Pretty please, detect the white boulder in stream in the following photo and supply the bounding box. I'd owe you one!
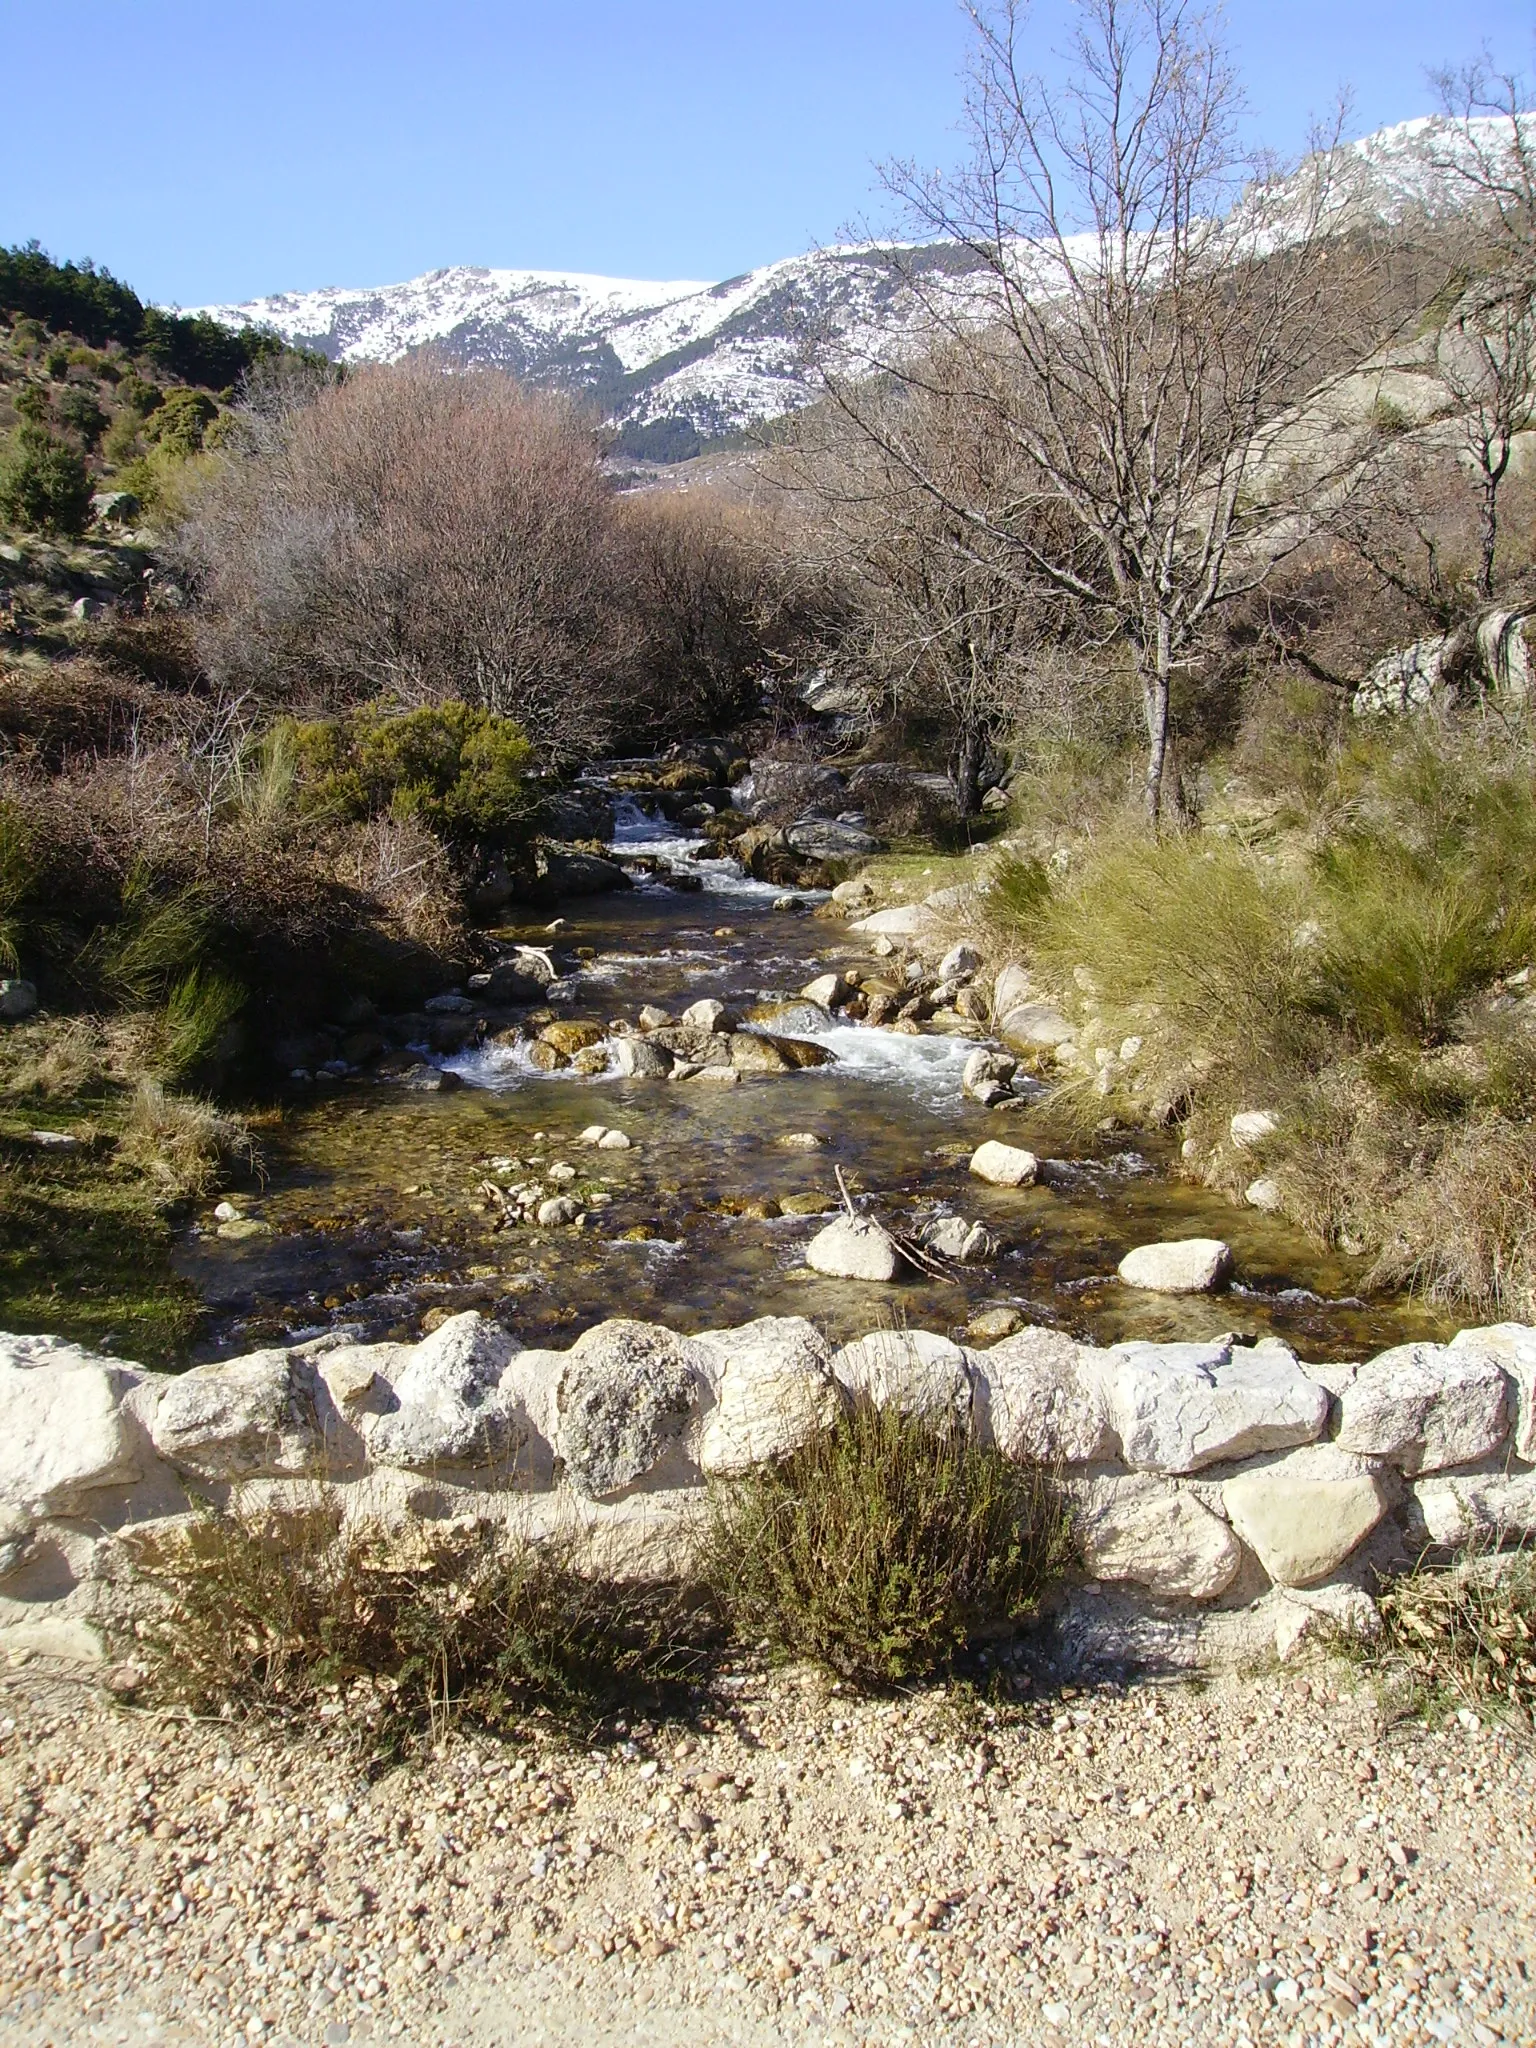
[804,1214,901,1282]
[969,1139,1039,1187]
[1117,1238,1232,1294]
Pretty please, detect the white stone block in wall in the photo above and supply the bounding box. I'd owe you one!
[1449,1323,1536,1463]
[1103,1337,1329,1474]
[0,1336,146,1514]
[1077,1473,1243,1600]
[1333,1342,1509,1474]
[1222,1444,1393,1587]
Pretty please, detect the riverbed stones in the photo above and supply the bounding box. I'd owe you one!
[680,998,735,1033]
[1230,1109,1280,1148]
[696,1316,841,1475]
[1117,1238,1232,1294]
[637,1004,670,1031]
[787,816,881,858]
[540,1020,605,1056]
[969,1139,1039,1187]
[1102,1336,1329,1474]
[939,942,982,981]
[1222,1445,1394,1586]
[992,963,1033,1017]
[367,1313,521,1469]
[1333,1342,1509,1473]
[611,1035,673,1078]
[536,1194,582,1227]
[556,1321,707,1499]
[850,904,935,939]
[831,1329,973,1425]
[1450,1323,1536,1462]
[0,1337,146,1513]
[804,1214,901,1282]
[921,1214,998,1263]
[980,1327,1116,1464]
[962,1047,1017,1105]
[150,1348,333,1479]
[1077,1474,1243,1600]
[1245,1176,1284,1212]
[727,1029,835,1074]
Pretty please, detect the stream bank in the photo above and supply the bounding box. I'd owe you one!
[173,797,1449,1366]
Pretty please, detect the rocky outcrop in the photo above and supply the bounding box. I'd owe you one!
[3,1311,1532,1670]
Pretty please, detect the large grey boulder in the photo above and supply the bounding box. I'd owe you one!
[696,1317,840,1475]
[1117,1238,1232,1295]
[1450,1323,1536,1462]
[962,1048,1017,1105]
[556,1320,709,1500]
[0,1336,147,1513]
[1222,1445,1393,1587]
[367,1313,521,1470]
[1334,1342,1509,1475]
[850,904,936,940]
[1077,1474,1243,1601]
[992,963,1033,1018]
[804,1215,901,1283]
[996,1002,1075,1051]
[787,816,882,859]
[830,1329,972,1427]
[151,1349,331,1479]
[977,1327,1117,1465]
[1101,1337,1329,1475]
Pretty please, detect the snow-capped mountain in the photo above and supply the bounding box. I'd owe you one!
[191,242,984,459]
[190,114,1524,461]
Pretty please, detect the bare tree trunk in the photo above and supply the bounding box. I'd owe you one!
[1141,617,1174,830]
[953,723,985,816]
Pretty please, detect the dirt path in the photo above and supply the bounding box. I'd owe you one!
[2,1652,1532,2048]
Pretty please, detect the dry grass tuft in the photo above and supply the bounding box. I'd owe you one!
[1375,1549,1536,1726]
[115,1077,257,1201]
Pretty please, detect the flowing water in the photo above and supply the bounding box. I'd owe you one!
[176,802,1453,1362]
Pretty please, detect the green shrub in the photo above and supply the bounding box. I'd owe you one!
[0,421,91,535]
[160,966,245,1081]
[131,1500,711,1755]
[0,799,36,972]
[1313,839,1515,1044]
[54,385,108,448]
[145,386,218,457]
[296,703,536,853]
[984,849,1054,936]
[1035,835,1315,1087]
[704,1401,1070,1689]
[115,372,162,419]
[101,408,145,468]
[89,866,211,1007]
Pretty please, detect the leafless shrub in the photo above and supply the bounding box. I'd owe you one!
[177,363,630,759]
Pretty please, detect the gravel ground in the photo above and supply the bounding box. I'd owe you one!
[1,1651,1533,2048]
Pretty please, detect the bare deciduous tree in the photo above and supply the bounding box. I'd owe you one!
[824,0,1366,824]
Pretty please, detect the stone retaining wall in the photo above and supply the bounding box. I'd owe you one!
[3,1313,1533,1671]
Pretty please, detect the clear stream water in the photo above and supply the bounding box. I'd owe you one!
[175,805,1452,1363]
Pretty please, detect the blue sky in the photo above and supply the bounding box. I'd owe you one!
[3,1,1531,306]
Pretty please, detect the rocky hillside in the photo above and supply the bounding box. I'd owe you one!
[190,114,1522,459]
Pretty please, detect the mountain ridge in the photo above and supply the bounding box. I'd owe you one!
[188,113,1524,460]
